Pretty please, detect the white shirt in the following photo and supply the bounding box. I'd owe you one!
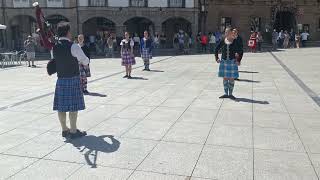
[301,33,309,40]
[133,36,140,43]
[58,37,89,66]
[209,35,216,44]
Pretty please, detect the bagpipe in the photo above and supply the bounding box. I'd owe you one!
[33,2,56,75]
[33,2,55,51]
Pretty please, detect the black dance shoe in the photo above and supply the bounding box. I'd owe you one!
[69,130,87,139]
[229,95,236,100]
[219,94,229,99]
[62,130,70,138]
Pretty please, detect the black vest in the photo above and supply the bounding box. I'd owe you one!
[53,40,79,78]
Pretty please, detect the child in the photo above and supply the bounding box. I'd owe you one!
[78,34,91,94]
[140,31,153,71]
[120,32,135,79]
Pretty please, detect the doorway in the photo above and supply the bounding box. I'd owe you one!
[274,11,296,31]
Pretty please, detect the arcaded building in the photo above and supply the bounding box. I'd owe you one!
[0,0,198,50]
[204,0,320,42]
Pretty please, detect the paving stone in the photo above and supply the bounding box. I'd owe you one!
[193,145,253,180]
[253,112,294,129]
[254,127,305,152]
[0,154,38,179]
[67,166,133,180]
[255,149,318,180]
[10,159,82,180]
[129,171,187,180]
[137,141,202,176]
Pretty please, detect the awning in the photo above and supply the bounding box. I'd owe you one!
[0,24,7,30]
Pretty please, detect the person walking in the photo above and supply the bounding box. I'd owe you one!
[295,32,301,48]
[233,28,243,81]
[78,34,91,94]
[289,29,296,48]
[24,35,36,67]
[120,32,135,79]
[215,27,240,100]
[53,22,89,139]
[140,31,153,71]
[248,31,257,53]
[106,35,114,58]
[272,29,278,51]
[256,32,263,52]
[301,31,310,47]
[278,30,285,48]
[283,30,290,49]
[209,32,216,53]
[201,33,209,53]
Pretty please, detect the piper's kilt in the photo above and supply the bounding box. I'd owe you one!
[141,48,152,60]
[121,50,136,66]
[218,59,239,78]
[79,64,91,77]
[53,76,85,112]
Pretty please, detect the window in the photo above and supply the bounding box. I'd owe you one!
[130,0,147,7]
[250,17,261,32]
[89,0,108,7]
[13,0,30,8]
[220,17,232,32]
[168,0,185,8]
[47,0,63,7]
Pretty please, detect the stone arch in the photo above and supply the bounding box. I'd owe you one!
[123,17,155,37]
[161,17,192,47]
[82,17,116,36]
[9,15,37,50]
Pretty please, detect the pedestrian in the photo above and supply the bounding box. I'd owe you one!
[78,34,91,94]
[153,33,160,49]
[209,32,216,53]
[53,22,89,139]
[295,32,301,48]
[183,32,190,54]
[24,35,36,67]
[140,31,153,71]
[120,32,135,79]
[278,30,285,48]
[178,30,185,53]
[248,31,257,53]
[196,32,202,52]
[173,33,179,52]
[233,28,243,81]
[272,29,278,50]
[289,29,296,48]
[201,33,208,53]
[160,32,166,48]
[283,30,290,49]
[106,34,114,58]
[301,31,310,47]
[256,31,263,52]
[215,27,240,100]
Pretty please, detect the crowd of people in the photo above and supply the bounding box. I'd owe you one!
[271,29,310,50]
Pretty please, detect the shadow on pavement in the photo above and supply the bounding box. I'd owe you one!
[149,70,164,72]
[239,71,259,74]
[129,76,148,80]
[85,92,107,97]
[67,135,120,168]
[236,79,261,83]
[235,98,269,104]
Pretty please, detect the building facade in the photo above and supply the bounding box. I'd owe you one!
[0,0,198,49]
[204,0,320,42]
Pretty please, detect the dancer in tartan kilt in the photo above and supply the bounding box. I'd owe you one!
[140,31,153,71]
[232,28,244,81]
[53,22,89,139]
[215,27,240,100]
[78,34,91,94]
[120,32,136,79]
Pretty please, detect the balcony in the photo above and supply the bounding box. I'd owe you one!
[88,0,108,7]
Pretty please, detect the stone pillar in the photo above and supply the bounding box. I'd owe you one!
[116,25,125,37]
[154,24,162,35]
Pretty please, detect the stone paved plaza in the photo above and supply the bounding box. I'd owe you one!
[0,48,320,180]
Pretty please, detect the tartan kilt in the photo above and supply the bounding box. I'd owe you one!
[218,59,239,78]
[121,50,136,66]
[79,64,91,77]
[53,76,85,112]
[141,48,152,60]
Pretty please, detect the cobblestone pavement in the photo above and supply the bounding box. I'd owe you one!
[0,48,320,180]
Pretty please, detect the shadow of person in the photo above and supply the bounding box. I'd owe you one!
[129,77,148,80]
[86,92,107,97]
[236,79,261,83]
[239,71,259,74]
[149,70,164,72]
[235,98,269,104]
[67,135,120,168]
